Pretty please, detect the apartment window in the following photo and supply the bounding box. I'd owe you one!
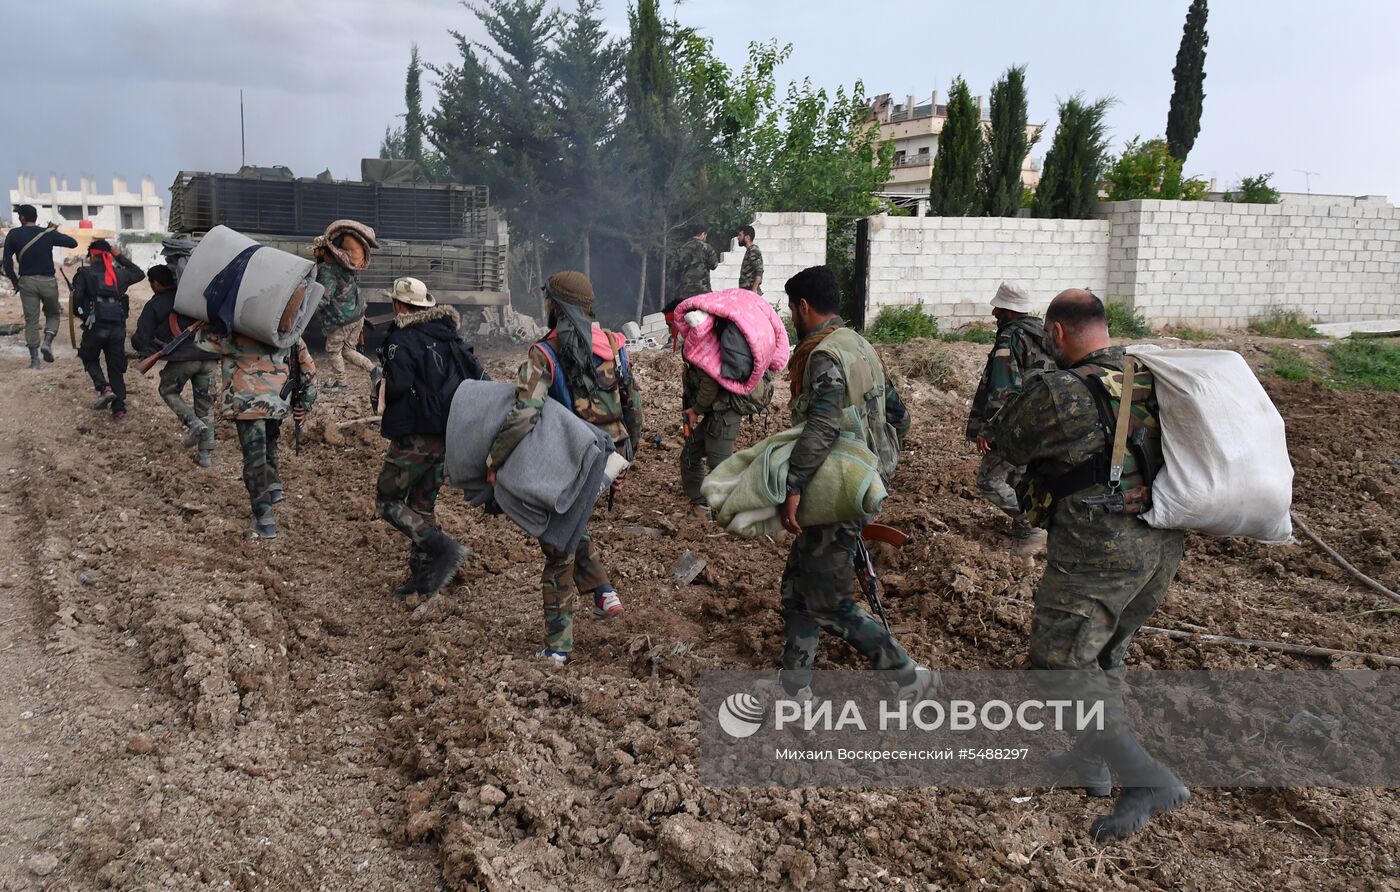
[57,205,83,221]
[918,147,930,158]
[894,150,906,165]
[120,207,141,230]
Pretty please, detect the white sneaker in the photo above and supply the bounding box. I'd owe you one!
[893,665,939,703]
[592,588,624,620]
[536,647,569,667]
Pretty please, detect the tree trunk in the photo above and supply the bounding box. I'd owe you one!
[634,249,648,323]
[534,240,545,320]
[582,226,592,279]
[658,212,670,314]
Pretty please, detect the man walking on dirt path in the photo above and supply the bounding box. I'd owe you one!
[736,224,763,294]
[313,220,379,394]
[72,239,144,425]
[987,288,1189,842]
[967,281,1056,557]
[3,204,78,369]
[132,264,219,468]
[680,361,743,518]
[487,271,642,666]
[778,265,928,701]
[213,332,318,539]
[374,277,483,600]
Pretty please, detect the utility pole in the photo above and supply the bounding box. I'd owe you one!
[1295,169,1319,195]
[240,90,246,169]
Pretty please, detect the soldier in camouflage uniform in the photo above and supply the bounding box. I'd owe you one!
[374,277,482,599]
[664,226,718,346]
[313,220,380,394]
[132,265,219,468]
[487,271,643,665]
[778,266,929,701]
[680,362,742,516]
[736,224,763,294]
[988,289,1189,842]
[967,281,1057,556]
[212,331,318,539]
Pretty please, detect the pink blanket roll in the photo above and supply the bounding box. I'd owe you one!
[675,288,791,395]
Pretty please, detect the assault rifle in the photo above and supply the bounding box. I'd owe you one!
[854,523,912,633]
[137,320,206,375]
[281,341,306,455]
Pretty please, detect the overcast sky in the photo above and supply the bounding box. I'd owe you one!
[4,0,1398,222]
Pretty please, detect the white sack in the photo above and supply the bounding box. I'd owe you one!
[174,225,321,349]
[1127,345,1293,543]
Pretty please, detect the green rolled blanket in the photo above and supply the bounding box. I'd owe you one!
[701,425,887,538]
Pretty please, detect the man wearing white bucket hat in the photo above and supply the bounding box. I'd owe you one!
[966,281,1056,556]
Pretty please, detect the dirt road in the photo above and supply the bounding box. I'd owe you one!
[0,305,1395,889]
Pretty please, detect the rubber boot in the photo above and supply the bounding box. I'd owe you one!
[1047,746,1112,797]
[194,450,214,469]
[393,547,428,600]
[28,347,42,370]
[1083,730,1190,841]
[40,331,56,363]
[419,529,469,597]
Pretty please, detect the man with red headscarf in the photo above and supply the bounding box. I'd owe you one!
[72,238,144,424]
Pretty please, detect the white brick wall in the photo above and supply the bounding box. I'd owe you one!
[712,211,828,306]
[864,215,1111,326]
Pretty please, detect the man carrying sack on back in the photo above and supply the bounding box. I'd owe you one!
[313,220,379,394]
[987,288,1189,842]
[778,265,927,703]
[2,204,78,369]
[486,271,642,666]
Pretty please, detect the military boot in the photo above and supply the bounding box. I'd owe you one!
[1046,745,1112,797]
[419,529,470,597]
[194,450,214,469]
[1009,517,1047,557]
[1083,730,1190,840]
[182,417,209,448]
[40,331,56,363]
[393,547,429,600]
[28,347,42,370]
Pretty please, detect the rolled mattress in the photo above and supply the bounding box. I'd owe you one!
[174,225,322,349]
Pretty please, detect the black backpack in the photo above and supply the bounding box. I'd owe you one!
[419,338,486,423]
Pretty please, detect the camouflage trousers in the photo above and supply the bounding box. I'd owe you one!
[540,529,611,654]
[159,360,217,450]
[322,319,375,385]
[235,419,282,522]
[780,521,914,691]
[1029,529,1186,740]
[680,408,741,504]
[976,452,1029,534]
[375,434,446,549]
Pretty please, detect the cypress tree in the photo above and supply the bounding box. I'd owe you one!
[1166,0,1208,163]
[981,65,1038,217]
[927,77,983,216]
[1032,94,1114,220]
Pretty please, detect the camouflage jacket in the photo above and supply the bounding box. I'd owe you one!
[788,318,909,496]
[738,244,764,293]
[966,315,1055,440]
[669,238,717,306]
[488,333,643,469]
[211,332,319,421]
[987,346,1173,568]
[315,261,364,331]
[683,362,729,413]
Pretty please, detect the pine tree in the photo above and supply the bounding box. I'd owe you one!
[927,77,983,216]
[981,65,1039,217]
[1032,94,1114,219]
[428,36,491,184]
[548,0,621,277]
[404,44,426,165]
[1166,0,1208,163]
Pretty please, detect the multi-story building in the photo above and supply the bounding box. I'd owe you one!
[8,174,165,232]
[872,92,1044,212]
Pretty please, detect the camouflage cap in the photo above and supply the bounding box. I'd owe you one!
[384,276,435,308]
[546,270,595,309]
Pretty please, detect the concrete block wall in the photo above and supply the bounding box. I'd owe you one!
[864,215,1110,325]
[1102,199,1400,327]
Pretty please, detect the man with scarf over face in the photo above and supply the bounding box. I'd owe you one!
[72,239,144,424]
[487,271,643,666]
[313,220,379,393]
[779,266,929,702]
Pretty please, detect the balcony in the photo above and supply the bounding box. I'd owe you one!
[893,153,933,169]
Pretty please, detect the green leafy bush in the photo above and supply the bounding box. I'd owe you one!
[1223,173,1281,204]
[1169,325,1214,342]
[1104,136,1209,201]
[1248,308,1320,339]
[941,324,997,344]
[1266,347,1314,382]
[866,304,940,344]
[1105,300,1150,338]
[1328,339,1400,391]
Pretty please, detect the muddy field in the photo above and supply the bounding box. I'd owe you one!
[0,296,1396,890]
